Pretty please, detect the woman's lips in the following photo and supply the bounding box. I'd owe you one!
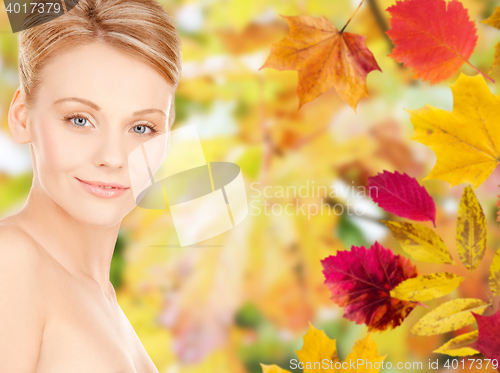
[76,178,129,198]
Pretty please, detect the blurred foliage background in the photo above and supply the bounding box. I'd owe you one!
[1,0,500,372]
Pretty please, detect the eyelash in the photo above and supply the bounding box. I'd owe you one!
[63,112,159,137]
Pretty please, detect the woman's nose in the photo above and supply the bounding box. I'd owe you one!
[93,130,128,169]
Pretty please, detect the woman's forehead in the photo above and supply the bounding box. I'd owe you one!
[37,43,175,111]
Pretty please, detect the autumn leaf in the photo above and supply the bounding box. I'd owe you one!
[390,273,464,302]
[386,0,484,84]
[296,324,385,373]
[295,322,340,369]
[259,14,381,111]
[262,323,385,373]
[321,242,419,331]
[456,186,487,273]
[434,331,480,356]
[482,7,500,71]
[489,248,500,296]
[368,171,436,226]
[410,298,489,336]
[408,73,500,189]
[382,220,454,264]
[470,311,500,361]
[340,333,386,373]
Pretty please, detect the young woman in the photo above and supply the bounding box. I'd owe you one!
[0,0,181,371]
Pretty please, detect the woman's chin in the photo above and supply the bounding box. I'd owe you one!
[66,205,129,228]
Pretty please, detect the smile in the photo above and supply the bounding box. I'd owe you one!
[76,178,129,199]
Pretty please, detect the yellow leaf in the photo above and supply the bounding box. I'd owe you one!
[456,186,487,273]
[433,331,480,356]
[260,364,292,373]
[341,334,386,373]
[407,73,500,189]
[410,298,489,336]
[290,323,385,373]
[382,220,455,265]
[489,248,500,296]
[295,322,340,370]
[482,7,500,71]
[390,273,464,302]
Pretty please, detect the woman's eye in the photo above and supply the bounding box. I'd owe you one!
[73,117,88,126]
[65,114,91,127]
[133,124,157,136]
[133,125,149,134]
[64,114,157,136]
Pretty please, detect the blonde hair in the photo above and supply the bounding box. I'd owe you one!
[18,0,182,127]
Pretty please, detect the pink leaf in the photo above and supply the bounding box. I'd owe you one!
[368,170,436,226]
[321,242,419,331]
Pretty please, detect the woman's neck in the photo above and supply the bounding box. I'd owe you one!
[9,178,120,297]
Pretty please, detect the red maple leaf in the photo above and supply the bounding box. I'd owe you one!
[368,170,436,226]
[321,242,419,331]
[386,0,479,84]
[470,311,500,363]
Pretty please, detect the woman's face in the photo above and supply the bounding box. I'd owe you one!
[21,42,175,227]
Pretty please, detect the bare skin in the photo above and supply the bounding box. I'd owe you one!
[0,42,174,372]
[0,218,158,373]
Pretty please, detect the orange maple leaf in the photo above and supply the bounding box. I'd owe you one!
[259,14,381,111]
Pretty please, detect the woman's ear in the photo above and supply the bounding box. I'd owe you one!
[8,87,31,144]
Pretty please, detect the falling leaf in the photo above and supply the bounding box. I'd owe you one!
[481,7,500,71]
[259,14,381,111]
[262,323,385,373]
[434,331,480,356]
[410,298,489,336]
[456,186,487,273]
[386,0,478,84]
[296,324,384,372]
[408,73,500,189]
[321,242,419,331]
[382,220,454,264]
[470,311,500,361]
[390,273,464,302]
[489,248,500,296]
[368,170,436,226]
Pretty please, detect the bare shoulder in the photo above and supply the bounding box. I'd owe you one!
[0,220,49,370]
[0,218,49,305]
[0,220,46,269]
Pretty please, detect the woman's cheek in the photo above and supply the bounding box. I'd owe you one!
[38,124,89,172]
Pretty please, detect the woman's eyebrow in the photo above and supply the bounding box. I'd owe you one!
[53,97,101,110]
[52,97,166,120]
